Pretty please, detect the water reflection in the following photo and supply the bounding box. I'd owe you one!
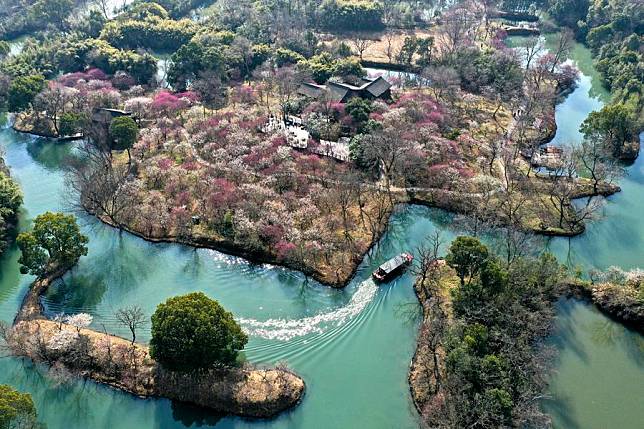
[170,402,224,427]
[44,273,109,315]
[24,138,75,171]
[544,299,644,428]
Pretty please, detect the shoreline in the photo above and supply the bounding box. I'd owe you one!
[11,113,84,141]
[408,277,644,421]
[565,280,644,334]
[0,156,20,258]
[8,266,306,418]
[91,212,375,288]
[407,277,443,418]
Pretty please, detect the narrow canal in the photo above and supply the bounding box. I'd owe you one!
[0,37,641,429]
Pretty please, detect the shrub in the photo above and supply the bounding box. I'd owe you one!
[317,0,384,32]
[150,292,248,372]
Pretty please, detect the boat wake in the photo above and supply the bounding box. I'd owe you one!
[238,279,378,341]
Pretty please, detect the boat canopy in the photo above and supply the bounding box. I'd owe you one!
[378,254,408,274]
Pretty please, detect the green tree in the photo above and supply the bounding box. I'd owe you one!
[0,172,22,219]
[333,57,365,80]
[317,0,384,32]
[580,103,637,158]
[0,384,39,429]
[83,9,107,38]
[416,37,434,66]
[274,48,305,67]
[167,40,226,91]
[479,258,507,296]
[150,292,248,372]
[0,171,22,255]
[109,116,138,161]
[30,0,74,31]
[17,212,88,276]
[302,52,336,84]
[398,36,418,65]
[482,388,513,425]
[58,112,83,137]
[7,75,44,112]
[548,0,590,31]
[445,236,489,286]
[0,41,10,60]
[345,97,373,128]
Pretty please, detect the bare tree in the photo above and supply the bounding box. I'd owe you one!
[350,35,374,61]
[193,70,225,114]
[361,121,414,200]
[573,136,624,195]
[115,306,146,344]
[423,66,460,101]
[411,231,443,292]
[334,175,357,245]
[544,148,603,231]
[275,66,308,117]
[94,0,111,19]
[549,29,574,73]
[495,226,536,265]
[521,36,544,73]
[382,32,398,64]
[455,177,499,237]
[67,141,137,227]
[497,149,531,231]
[363,188,392,243]
[439,2,480,54]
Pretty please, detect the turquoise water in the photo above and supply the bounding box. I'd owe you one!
[0,126,459,428]
[506,35,644,427]
[0,38,642,428]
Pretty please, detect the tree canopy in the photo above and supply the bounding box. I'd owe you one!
[109,116,139,154]
[17,212,88,276]
[0,384,39,429]
[0,171,22,256]
[445,236,490,286]
[150,292,248,372]
[317,0,384,32]
[580,103,637,157]
[7,75,44,112]
[422,238,565,427]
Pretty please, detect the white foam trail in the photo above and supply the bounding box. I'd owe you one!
[238,279,378,341]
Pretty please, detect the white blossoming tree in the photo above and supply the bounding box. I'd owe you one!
[48,329,78,352]
[64,313,93,334]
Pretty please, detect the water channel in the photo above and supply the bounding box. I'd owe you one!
[0,38,642,428]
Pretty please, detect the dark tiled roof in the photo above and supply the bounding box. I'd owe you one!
[298,82,326,98]
[298,76,391,102]
[364,76,391,97]
[326,81,351,102]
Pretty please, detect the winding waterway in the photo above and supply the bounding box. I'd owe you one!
[0,39,642,428]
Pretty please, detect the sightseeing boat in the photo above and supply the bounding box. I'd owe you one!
[372,253,414,283]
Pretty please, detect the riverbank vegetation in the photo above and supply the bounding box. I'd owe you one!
[16,211,89,276]
[4,219,305,418]
[0,157,22,258]
[4,317,305,418]
[410,235,566,427]
[0,0,641,425]
[547,0,642,154]
[586,267,644,331]
[0,384,42,429]
[0,1,624,287]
